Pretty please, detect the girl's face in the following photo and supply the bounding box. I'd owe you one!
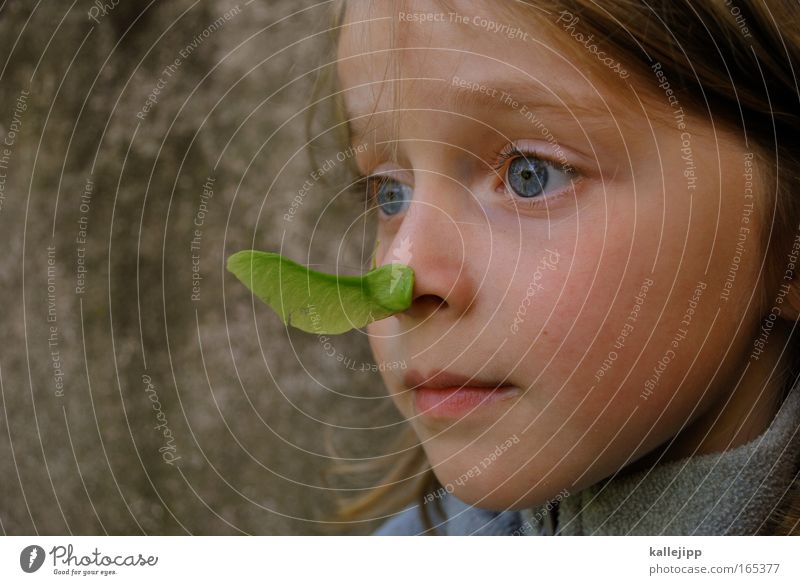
[338,0,777,509]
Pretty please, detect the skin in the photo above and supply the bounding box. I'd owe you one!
[337,0,799,510]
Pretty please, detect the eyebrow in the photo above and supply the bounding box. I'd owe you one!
[451,79,608,118]
[344,77,613,144]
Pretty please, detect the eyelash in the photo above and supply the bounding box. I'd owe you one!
[350,145,580,213]
[490,144,579,210]
[352,174,391,211]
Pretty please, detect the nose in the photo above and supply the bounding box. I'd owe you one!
[384,179,480,320]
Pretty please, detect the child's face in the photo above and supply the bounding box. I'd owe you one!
[338,0,770,509]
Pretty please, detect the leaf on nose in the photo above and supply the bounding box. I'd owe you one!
[226,250,415,335]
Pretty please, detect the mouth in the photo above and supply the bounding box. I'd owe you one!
[403,369,520,420]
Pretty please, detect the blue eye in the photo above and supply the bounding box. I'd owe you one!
[369,177,412,216]
[499,149,576,203]
[507,156,549,198]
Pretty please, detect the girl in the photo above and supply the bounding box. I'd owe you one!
[327,0,800,535]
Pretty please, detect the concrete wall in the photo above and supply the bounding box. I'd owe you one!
[0,0,404,535]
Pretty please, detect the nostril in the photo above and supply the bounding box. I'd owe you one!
[413,294,448,312]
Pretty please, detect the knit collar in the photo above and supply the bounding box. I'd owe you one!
[519,378,800,535]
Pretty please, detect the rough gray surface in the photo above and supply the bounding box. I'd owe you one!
[0,0,403,535]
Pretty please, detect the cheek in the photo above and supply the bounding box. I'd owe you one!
[365,318,409,409]
[365,319,392,370]
[495,206,641,378]
[503,185,722,406]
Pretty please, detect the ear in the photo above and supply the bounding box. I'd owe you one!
[777,279,800,321]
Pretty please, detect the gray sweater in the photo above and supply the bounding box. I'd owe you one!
[374,379,800,535]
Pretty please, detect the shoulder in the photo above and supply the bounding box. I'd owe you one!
[372,493,523,535]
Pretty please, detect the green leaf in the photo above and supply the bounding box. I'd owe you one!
[226,250,415,335]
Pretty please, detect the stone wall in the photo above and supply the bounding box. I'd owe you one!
[0,0,404,535]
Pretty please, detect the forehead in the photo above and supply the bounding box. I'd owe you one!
[336,0,620,120]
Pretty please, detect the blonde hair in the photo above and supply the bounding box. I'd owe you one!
[316,0,800,535]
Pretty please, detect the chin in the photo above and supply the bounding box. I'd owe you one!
[427,453,562,512]
[439,473,560,511]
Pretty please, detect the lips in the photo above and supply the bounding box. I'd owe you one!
[403,368,518,419]
[403,368,511,390]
